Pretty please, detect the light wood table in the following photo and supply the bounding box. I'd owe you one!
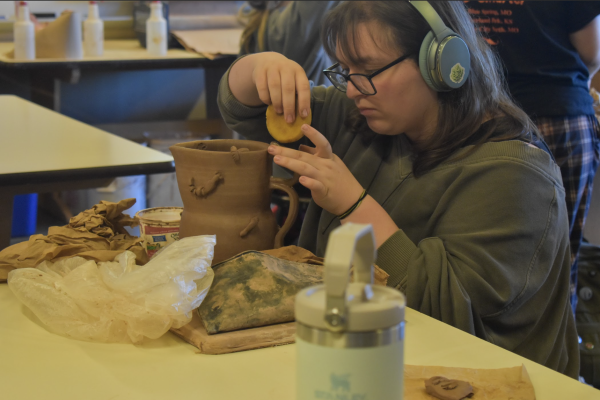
[0,95,174,249]
[0,39,205,64]
[0,40,236,118]
[0,283,597,399]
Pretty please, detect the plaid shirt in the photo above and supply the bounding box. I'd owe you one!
[535,115,600,314]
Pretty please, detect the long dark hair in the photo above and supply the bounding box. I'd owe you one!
[238,1,285,54]
[322,1,538,177]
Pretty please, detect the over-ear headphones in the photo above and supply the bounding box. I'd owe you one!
[410,1,471,92]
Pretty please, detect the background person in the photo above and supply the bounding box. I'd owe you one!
[466,1,600,313]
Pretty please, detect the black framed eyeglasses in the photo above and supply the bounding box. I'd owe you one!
[323,53,413,95]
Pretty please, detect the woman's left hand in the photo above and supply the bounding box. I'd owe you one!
[268,124,364,216]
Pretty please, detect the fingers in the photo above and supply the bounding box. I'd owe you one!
[280,69,297,123]
[273,155,321,180]
[298,176,327,197]
[267,68,283,113]
[269,145,317,165]
[254,69,272,106]
[268,124,333,163]
[299,144,317,155]
[257,61,310,121]
[296,73,311,119]
[301,124,333,158]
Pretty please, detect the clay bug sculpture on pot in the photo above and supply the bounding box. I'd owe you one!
[170,139,299,263]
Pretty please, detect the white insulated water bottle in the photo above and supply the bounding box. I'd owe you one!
[84,1,103,57]
[14,1,35,60]
[146,1,167,57]
[295,223,406,400]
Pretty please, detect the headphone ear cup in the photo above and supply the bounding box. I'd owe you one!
[436,35,470,90]
[418,31,441,92]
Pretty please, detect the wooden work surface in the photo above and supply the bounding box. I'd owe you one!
[171,312,296,355]
[0,284,597,400]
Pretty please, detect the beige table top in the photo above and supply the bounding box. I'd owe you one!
[0,95,173,185]
[0,284,597,400]
[0,39,203,64]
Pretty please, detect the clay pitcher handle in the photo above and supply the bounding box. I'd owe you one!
[281,172,300,187]
[270,176,299,248]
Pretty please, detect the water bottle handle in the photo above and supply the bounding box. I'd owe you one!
[323,223,376,331]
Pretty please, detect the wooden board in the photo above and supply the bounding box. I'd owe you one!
[169,248,389,354]
[170,312,296,354]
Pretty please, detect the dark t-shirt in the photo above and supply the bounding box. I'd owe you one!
[465,1,600,117]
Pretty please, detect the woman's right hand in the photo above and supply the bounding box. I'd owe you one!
[229,52,311,123]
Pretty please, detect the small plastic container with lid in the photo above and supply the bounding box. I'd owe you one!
[295,223,406,400]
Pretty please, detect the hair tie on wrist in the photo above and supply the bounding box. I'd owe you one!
[337,189,367,220]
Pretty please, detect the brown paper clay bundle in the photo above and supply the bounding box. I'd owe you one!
[266,104,311,143]
[424,376,474,400]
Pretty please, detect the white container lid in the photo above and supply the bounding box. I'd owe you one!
[135,207,182,225]
[295,223,405,332]
[296,283,405,331]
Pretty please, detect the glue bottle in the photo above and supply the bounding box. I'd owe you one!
[146,1,167,57]
[84,1,103,57]
[14,1,35,60]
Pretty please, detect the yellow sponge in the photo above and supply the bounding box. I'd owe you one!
[266,104,312,143]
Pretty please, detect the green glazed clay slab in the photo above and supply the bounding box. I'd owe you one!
[198,251,323,334]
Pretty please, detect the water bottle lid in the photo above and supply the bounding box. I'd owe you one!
[296,282,405,331]
[295,223,405,332]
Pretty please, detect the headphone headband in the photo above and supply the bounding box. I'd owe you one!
[408,0,471,92]
[410,1,454,41]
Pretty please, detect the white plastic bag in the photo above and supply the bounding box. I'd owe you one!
[7,235,216,343]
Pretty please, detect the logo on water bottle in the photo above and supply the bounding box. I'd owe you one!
[314,373,367,400]
[331,374,350,392]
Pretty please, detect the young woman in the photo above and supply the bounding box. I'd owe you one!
[219,1,579,377]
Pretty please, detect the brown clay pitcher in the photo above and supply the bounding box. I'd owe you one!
[170,139,299,263]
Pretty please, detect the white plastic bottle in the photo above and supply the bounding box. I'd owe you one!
[84,1,103,57]
[146,1,167,57]
[14,1,35,60]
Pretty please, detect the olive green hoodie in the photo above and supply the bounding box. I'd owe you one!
[218,66,579,378]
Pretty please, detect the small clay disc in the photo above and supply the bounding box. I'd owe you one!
[424,376,474,400]
[266,104,312,143]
